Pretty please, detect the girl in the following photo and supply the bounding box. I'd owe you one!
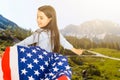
[0,5,84,80]
[15,5,84,55]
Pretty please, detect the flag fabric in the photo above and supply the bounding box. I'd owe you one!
[0,58,3,80]
[0,45,72,80]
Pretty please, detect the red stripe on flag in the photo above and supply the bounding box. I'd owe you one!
[58,75,68,80]
[2,47,11,80]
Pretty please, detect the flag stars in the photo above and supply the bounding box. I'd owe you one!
[55,57,59,60]
[58,61,63,66]
[32,49,37,53]
[65,65,70,70]
[28,76,34,80]
[52,63,56,66]
[27,53,32,58]
[36,47,40,50]
[33,59,39,64]
[20,48,25,52]
[34,70,40,76]
[18,46,71,79]
[54,54,57,57]
[20,57,27,63]
[64,71,69,74]
[52,75,56,79]
[38,55,43,59]
[21,68,27,75]
[53,67,59,72]
[69,71,72,74]
[49,72,54,76]
[27,63,34,69]
[62,58,67,61]
[45,61,49,66]
[40,65,45,71]
[43,51,48,55]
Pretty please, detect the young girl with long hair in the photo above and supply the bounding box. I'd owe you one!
[0,5,84,80]
[15,5,84,55]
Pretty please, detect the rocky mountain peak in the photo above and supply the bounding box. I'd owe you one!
[60,19,120,42]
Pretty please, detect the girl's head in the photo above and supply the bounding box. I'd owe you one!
[37,5,60,52]
[37,5,56,28]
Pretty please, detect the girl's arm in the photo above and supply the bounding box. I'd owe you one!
[14,33,38,46]
[71,48,84,56]
[60,33,84,55]
[0,33,38,58]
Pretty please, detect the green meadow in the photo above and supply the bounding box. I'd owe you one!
[91,48,120,58]
[69,48,120,80]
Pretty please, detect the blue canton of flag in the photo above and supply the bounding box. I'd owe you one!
[17,46,72,80]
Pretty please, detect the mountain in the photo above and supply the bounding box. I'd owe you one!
[60,19,120,43]
[0,14,18,30]
[0,14,32,46]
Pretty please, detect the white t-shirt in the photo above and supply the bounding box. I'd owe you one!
[15,29,73,52]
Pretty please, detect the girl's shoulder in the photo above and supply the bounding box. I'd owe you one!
[35,28,49,33]
[35,28,44,33]
[34,29,50,37]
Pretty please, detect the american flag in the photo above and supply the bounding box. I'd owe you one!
[0,46,72,80]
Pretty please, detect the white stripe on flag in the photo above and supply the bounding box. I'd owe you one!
[10,46,19,80]
[0,58,3,80]
[67,77,70,80]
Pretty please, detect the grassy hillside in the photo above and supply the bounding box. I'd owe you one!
[70,48,120,80]
[69,57,120,80]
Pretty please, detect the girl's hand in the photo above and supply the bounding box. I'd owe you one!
[71,48,84,56]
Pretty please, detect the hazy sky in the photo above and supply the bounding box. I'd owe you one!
[0,0,120,31]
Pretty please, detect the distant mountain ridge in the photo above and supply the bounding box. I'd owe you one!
[60,19,120,43]
[0,14,18,30]
[0,14,32,45]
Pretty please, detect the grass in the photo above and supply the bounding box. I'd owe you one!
[69,48,120,80]
[90,48,120,58]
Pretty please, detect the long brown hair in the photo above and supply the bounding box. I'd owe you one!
[38,5,60,53]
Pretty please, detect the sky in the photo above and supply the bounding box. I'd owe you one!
[0,0,120,31]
